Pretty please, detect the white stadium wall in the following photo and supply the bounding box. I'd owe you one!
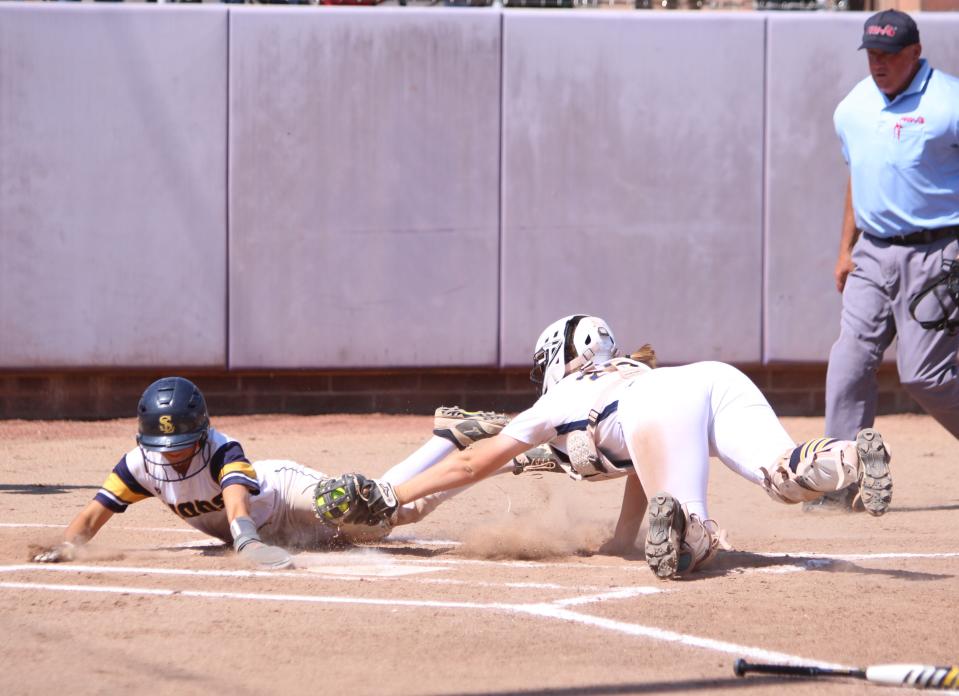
[228,8,502,369]
[2,7,957,371]
[0,5,229,368]
[500,12,765,366]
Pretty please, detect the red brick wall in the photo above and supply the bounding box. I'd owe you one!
[0,364,920,421]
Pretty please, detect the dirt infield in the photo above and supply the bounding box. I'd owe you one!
[2,413,957,696]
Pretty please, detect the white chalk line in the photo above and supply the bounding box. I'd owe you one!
[758,551,959,561]
[341,549,959,572]
[0,579,845,671]
[552,586,662,606]
[0,564,647,595]
[3,523,458,549]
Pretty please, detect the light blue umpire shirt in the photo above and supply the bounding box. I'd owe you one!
[834,59,959,237]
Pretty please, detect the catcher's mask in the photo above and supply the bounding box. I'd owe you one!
[136,377,210,454]
[909,258,959,335]
[530,315,618,395]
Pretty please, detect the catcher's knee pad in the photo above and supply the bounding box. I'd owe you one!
[760,438,859,505]
[679,512,730,575]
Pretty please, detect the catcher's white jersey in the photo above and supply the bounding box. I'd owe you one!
[502,360,652,476]
[94,428,298,543]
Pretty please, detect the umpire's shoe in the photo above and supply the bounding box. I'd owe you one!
[645,492,686,580]
[433,406,510,450]
[855,428,892,517]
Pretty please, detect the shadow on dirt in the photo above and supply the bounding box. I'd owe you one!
[363,544,454,559]
[431,675,819,695]
[884,503,959,513]
[0,483,99,495]
[696,550,952,582]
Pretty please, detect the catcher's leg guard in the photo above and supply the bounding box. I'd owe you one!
[856,428,892,517]
[645,493,686,579]
[760,438,860,505]
[433,406,510,451]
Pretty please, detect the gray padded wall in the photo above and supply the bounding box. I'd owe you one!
[0,5,228,368]
[500,12,766,366]
[765,14,959,363]
[229,8,501,369]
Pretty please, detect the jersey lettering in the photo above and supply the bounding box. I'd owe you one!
[167,493,225,519]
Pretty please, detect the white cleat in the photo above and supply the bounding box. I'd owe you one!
[856,428,892,517]
[644,492,686,580]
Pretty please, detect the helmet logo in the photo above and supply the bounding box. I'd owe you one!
[158,415,175,434]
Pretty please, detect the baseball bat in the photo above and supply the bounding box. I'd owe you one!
[734,659,959,690]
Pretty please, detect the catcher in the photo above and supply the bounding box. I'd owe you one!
[317,314,894,580]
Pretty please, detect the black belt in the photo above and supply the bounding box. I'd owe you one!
[867,226,959,246]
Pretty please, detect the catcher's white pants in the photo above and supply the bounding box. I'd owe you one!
[619,361,794,520]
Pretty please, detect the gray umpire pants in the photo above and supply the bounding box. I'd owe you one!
[825,234,959,440]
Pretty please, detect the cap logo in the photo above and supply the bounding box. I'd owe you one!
[158,415,175,434]
[867,24,898,38]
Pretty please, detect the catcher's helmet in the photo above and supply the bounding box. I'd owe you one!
[530,315,618,395]
[136,377,210,452]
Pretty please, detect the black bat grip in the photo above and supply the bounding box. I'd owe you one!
[734,659,866,680]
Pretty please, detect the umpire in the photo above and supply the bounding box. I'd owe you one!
[826,11,959,463]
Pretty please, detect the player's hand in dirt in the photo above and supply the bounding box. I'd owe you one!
[31,541,76,563]
[237,540,293,570]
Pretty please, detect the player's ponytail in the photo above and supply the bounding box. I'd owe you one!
[629,344,657,369]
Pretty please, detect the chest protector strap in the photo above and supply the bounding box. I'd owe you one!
[566,359,650,478]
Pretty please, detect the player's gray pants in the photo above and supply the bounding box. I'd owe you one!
[825,234,959,440]
[254,461,341,549]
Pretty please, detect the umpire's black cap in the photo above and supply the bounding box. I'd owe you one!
[859,10,920,53]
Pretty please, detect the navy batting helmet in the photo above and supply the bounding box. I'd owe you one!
[136,377,210,451]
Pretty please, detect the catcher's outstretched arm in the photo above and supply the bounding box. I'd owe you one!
[393,433,531,506]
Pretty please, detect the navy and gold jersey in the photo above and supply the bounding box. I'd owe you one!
[94,428,259,542]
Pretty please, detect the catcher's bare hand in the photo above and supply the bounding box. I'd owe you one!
[31,541,76,563]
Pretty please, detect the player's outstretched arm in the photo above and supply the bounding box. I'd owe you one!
[393,433,532,506]
[599,472,647,556]
[32,500,115,563]
[316,435,534,528]
[222,483,293,570]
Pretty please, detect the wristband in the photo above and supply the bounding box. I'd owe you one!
[229,515,261,552]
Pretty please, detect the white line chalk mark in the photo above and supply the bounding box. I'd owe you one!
[552,586,662,606]
[0,579,850,671]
